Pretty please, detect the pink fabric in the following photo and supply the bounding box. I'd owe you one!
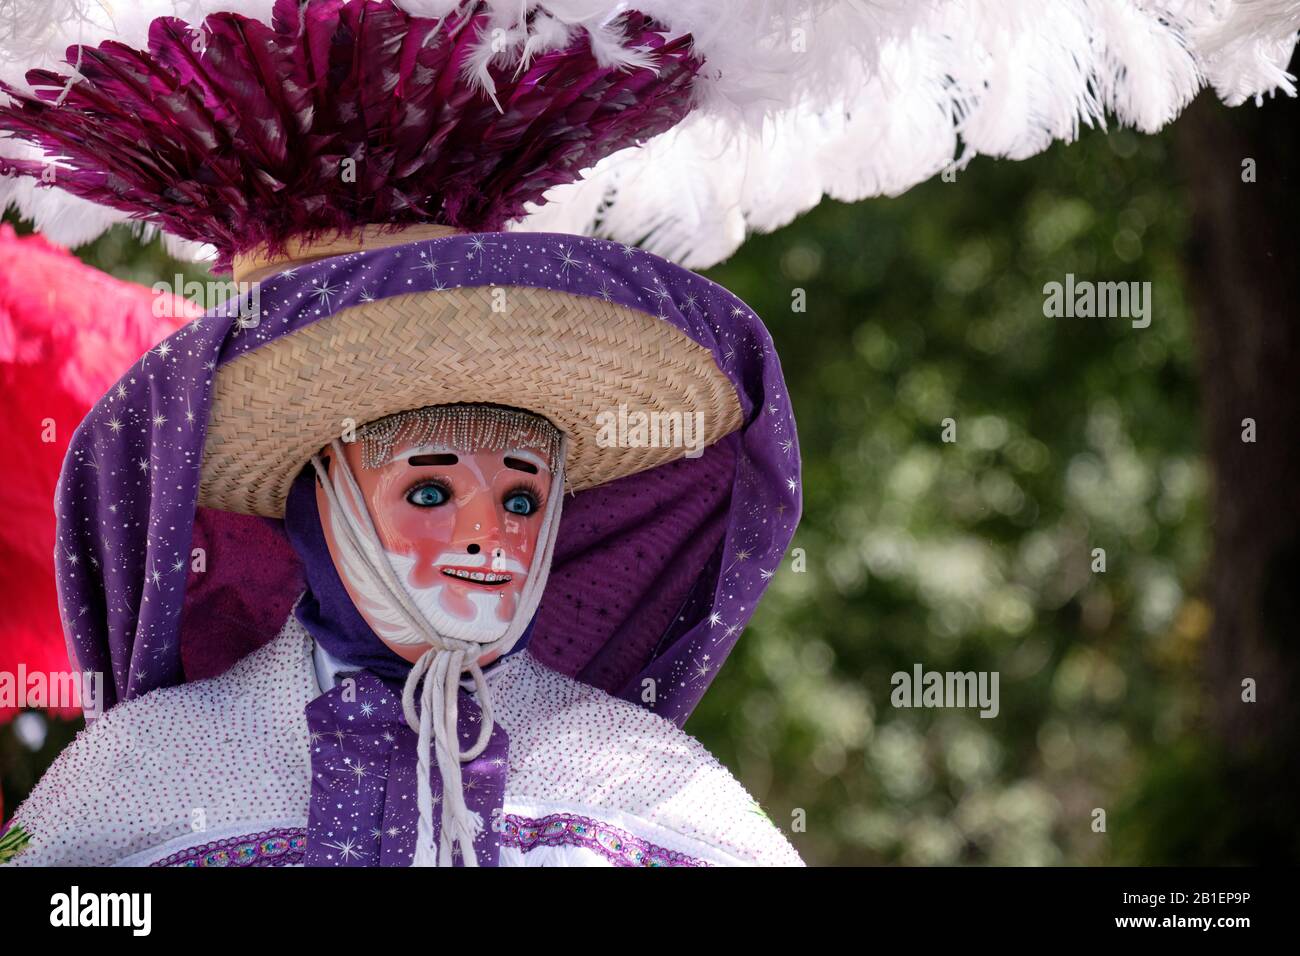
[0,225,197,720]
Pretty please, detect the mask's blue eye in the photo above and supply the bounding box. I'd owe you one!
[503,492,537,516]
[406,483,449,507]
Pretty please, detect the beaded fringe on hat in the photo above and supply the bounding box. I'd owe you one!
[357,404,562,472]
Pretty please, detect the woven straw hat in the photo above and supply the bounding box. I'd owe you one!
[200,226,743,518]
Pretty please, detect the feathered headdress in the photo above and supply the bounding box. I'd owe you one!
[0,0,699,270]
[0,0,1297,270]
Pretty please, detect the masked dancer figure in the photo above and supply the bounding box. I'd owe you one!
[0,0,803,867]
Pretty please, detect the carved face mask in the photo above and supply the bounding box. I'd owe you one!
[314,406,564,667]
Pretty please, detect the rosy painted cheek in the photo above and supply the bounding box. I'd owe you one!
[489,524,543,619]
[405,528,459,590]
[366,473,457,589]
[496,518,534,565]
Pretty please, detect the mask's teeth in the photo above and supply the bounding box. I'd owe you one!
[441,567,511,584]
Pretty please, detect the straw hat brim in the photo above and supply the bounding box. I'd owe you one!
[199,285,743,517]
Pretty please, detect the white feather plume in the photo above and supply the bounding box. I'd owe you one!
[0,0,1296,268]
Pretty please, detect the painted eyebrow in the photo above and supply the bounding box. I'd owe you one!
[408,453,458,467]
[504,456,539,474]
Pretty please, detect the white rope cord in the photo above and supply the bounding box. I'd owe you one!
[311,433,568,866]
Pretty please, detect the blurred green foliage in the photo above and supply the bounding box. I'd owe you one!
[693,126,1213,865]
[3,125,1221,864]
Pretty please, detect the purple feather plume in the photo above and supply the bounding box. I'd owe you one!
[0,0,701,271]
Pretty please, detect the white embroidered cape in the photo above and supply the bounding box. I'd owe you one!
[4,615,802,867]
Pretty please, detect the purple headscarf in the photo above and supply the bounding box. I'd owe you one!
[55,232,801,729]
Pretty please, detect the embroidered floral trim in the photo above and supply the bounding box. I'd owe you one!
[501,812,712,867]
[148,816,709,867]
[0,824,32,863]
[151,828,307,868]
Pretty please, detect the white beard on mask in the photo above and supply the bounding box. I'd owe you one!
[384,548,529,645]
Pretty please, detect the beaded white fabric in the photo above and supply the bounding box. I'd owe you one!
[357,402,562,471]
[4,614,802,867]
[3,624,319,867]
[488,650,804,866]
